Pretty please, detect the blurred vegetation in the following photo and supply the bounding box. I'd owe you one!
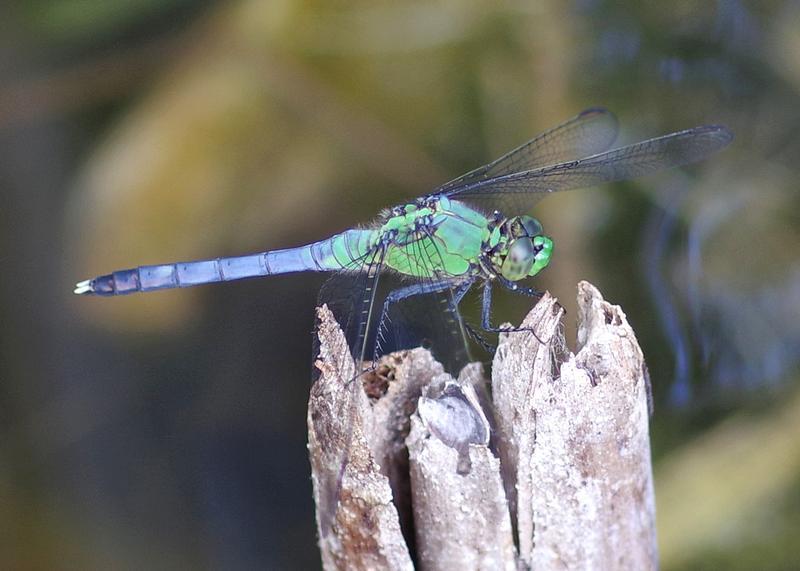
[1,0,799,569]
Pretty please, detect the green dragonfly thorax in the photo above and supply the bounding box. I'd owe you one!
[377,196,552,283]
[379,196,489,277]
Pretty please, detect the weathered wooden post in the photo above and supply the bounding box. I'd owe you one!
[308,281,656,570]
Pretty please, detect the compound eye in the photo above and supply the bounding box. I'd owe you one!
[520,217,543,237]
[501,238,535,281]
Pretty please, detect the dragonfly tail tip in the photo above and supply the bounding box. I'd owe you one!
[74,279,94,295]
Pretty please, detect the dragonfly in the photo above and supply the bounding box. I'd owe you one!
[75,108,732,374]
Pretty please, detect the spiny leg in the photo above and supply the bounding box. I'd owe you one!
[495,274,566,317]
[495,274,546,298]
[481,280,545,344]
[373,278,473,363]
[464,321,497,356]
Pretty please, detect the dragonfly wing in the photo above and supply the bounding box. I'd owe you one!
[436,108,618,194]
[316,244,386,367]
[444,124,733,214]
[379,282,471,375]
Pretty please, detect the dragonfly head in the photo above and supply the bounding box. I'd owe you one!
[492,216,553,282]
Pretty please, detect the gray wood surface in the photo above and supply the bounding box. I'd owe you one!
[308,281,656,570]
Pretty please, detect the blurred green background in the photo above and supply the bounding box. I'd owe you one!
[2,1,799,569]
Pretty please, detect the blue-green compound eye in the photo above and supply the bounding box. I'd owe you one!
[519,216,543,237]
[501,238,535,281]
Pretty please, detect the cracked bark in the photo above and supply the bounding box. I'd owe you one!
[308,281,656,570]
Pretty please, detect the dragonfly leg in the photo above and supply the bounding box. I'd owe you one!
[464,321,497,356]
[373,278,472,363]
[481,280,545,344]
[496,275,566,314]
[495,275,545,298]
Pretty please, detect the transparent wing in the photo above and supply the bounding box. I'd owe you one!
[444,124,733,214]
[315,244,386,368]
[376,230,472,375]
[381,285,470,374]
[436,108,618,193]
[314,228,472,372]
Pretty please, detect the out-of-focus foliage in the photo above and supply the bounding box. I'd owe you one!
[14,0,202,44]
[2,0,799,569]
[657,389,800,569]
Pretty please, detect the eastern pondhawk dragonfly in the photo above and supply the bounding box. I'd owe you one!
[75,108,732,373]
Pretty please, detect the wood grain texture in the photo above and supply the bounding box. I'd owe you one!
[309,282,656,570]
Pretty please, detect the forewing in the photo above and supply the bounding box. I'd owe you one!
[437,108,618,194]
[445,124,733,214]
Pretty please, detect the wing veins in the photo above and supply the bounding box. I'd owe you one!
[445,124,733,208]
[436,108,619,194]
